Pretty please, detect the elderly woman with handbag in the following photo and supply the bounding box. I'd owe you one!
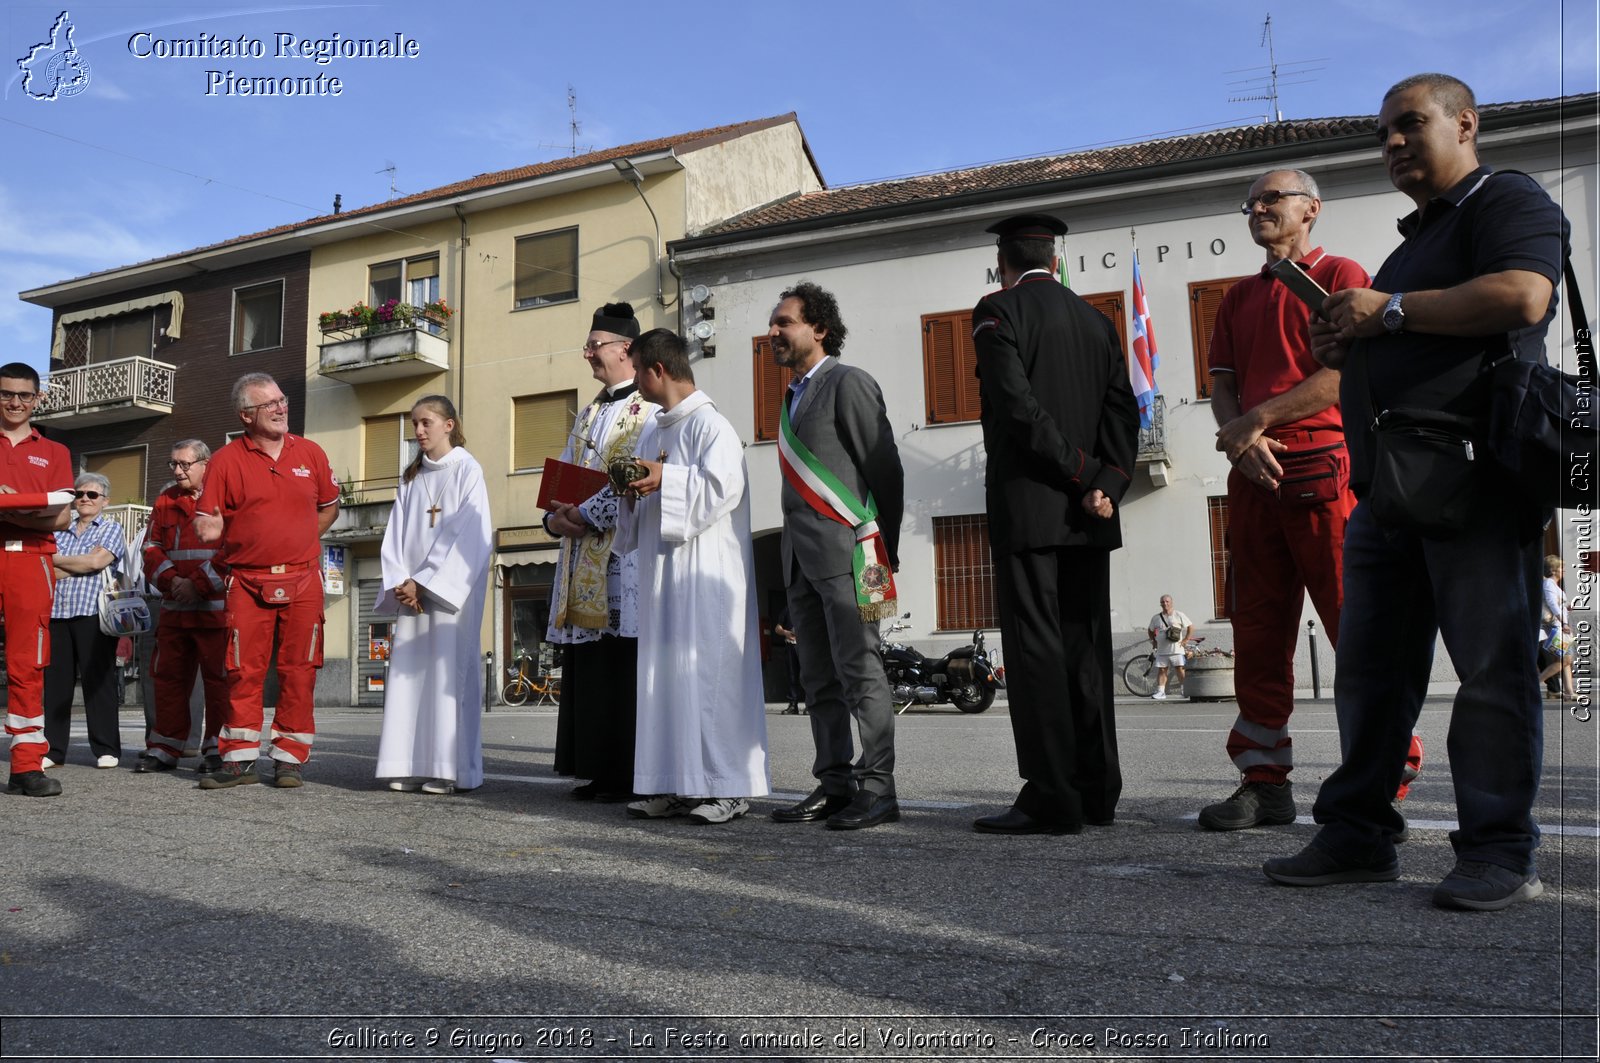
[1538,555,1577,701]
[42,473,128,768]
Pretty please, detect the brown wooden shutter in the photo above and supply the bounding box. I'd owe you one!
[751,337,790,442]
[1080,290,1129,361]
[513,390,578,471]
[1188,276,1248,399]
[921,310,981,424]
[933,514,999,629]
[83,447,146,504]
[1206,495,1232,621]
[362,415,403,481]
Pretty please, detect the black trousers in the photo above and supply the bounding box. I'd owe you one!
[993,546,1121,827]
[43,615,123,762]
[553,636,637,787]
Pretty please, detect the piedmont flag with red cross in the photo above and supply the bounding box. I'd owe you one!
[1129,250,1160,430]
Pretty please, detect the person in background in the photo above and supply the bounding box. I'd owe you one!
[1146,595,1192,701]
[44,472,127,769]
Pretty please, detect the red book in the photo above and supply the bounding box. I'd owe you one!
[0,490,74,513]
[537,458,608,509]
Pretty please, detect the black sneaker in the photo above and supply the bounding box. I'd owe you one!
[195,754,224,775]
[274,762,304,789]
[197,760,259,790]
[1392,800,1411,844]
[135,753,175,774]
[1198,780,1296,831]
[7,771,62,798]
[1263,843,1399,886]
[1432,860,1543,911]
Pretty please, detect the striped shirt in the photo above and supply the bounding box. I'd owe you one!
[52,516,127,620]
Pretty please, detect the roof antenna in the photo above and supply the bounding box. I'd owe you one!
[376,161,399,200]
[1226,13,1326,123]
[537,85,593,157]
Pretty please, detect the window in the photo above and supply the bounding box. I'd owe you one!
[513,390,578,471]
[933,514,998,629]
[751,337,791,442]
[513,228,578,309]
[86,309,161,363]
[370,255,441,308]
[82,446,146,505]
[1079,290,1129,360]
[1206,495,1231,620]
[1188,276,1248,399]
[362,414,413,482]
[921,310,981,425]
[233,280,284,354]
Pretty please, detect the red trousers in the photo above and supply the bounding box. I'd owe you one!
[220,568,323,765]
[146,621,227,764]
[1226,458,1423,790]
[1,550,55,774]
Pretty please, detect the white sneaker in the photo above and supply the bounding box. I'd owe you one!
[96,754,118,769]
[1153,690,1166,700]
[627,795,697,819]
[41,757,58,769]
[687,797,750,824]
[420,779,456,795]
[387,779,421,792]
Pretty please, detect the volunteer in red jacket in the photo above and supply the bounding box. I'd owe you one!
[0,362,72,798]
[137,438,229,775]
[195,374,339,790]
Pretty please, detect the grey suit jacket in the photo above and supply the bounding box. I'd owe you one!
[779,356,904,581]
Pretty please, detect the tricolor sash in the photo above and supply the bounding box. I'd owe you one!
[778,399,898,621]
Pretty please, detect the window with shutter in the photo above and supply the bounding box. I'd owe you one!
[933,514,999,629]
[921,310,981,424]
[83,447,146,504]
[1079,290,1129,360]
[232,280,284,354]
[513,391,578,471]
[362,414,407,481]
[751,337,790,442]
[1206,495,1232,620]
[1188,277,1248,399]
[513,229,579,309]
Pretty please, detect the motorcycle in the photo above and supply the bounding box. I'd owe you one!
[878,614,1005,714]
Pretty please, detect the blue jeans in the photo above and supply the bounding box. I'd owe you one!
[1309,497,1546,873]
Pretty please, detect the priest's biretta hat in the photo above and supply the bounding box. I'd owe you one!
[592,301,640,339]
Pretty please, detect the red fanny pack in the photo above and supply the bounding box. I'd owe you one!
[234,569,301,607]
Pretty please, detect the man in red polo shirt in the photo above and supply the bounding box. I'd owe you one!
[1200,169,1421,831]
[195,373,339,789]
[0,361,73,797]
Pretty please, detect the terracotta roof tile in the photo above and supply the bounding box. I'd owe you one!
[695,96,1591,238]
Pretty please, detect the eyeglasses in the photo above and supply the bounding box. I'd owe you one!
[582,339,628,354]
[242,397,289,414]
[73,491,104,500]
[1240,189,1314,214]
[0,389,38,403]
[168,459,206,471]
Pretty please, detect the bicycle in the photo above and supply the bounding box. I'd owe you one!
[1122,637,1204,698]
[501,655,561,706]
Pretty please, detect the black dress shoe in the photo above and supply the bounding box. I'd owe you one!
[571,781,600,800]
[771,786,854,823]
[780,704,800,715]
[826,791,900,830]
[592,788,640,803]
[973,807,1078,835]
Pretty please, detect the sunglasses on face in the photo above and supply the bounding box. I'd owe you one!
[73,491,104,500]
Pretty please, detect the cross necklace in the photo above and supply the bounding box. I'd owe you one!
[419,466,445,527]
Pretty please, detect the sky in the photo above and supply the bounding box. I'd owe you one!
[1,0,1596,376]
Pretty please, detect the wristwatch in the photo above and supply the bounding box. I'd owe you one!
[1381,292,1406,333]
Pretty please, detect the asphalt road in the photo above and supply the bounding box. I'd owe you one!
[2,694,1595,1062]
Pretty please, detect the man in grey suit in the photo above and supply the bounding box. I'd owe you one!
[766,282,905,831]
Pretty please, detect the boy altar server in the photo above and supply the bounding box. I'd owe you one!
[613,329,769,824]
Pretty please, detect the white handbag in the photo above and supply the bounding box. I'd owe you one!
[98,568,153,637]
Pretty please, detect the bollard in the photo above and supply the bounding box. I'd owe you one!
[1306,619,1321,699]
[484,652,494,714]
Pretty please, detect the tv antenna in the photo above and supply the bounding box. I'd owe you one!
[376,160,400,200]
[1226,13,1326,123]
[537,85,593,157]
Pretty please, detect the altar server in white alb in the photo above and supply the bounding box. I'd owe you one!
[613,329,769,824]
[375,395,494,794]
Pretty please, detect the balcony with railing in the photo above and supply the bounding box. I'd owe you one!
[325,475,400,542]
[1137,394,1171,485]
[317,304,451,384]
[37,356,177,427]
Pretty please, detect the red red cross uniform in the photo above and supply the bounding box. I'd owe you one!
[0,429,72,775]
[1209,249,1422,790]
[143,485,230,765]
[198,434,338,766]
